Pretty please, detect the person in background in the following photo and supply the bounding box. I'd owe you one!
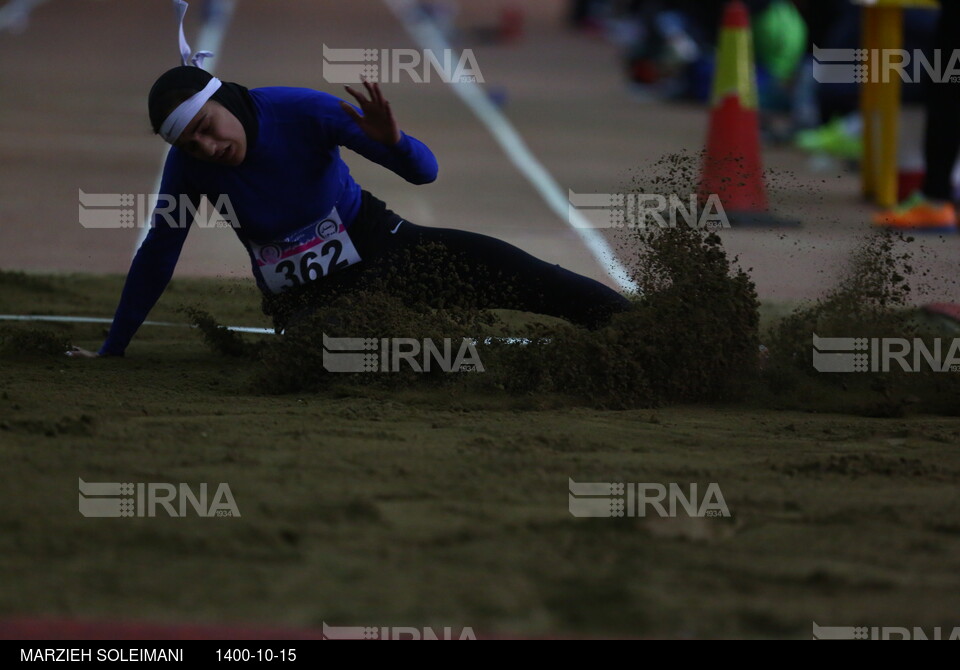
[620,0,808,116]
[874,0,959,231]
[794,3,938,164]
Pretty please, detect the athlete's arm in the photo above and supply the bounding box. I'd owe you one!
[94,153,200,357]
[96,221,193,356]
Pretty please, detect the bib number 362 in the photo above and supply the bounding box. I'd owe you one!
[252,209,362,294]
[274,240,348,288]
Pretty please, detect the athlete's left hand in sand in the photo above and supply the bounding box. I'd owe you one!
[64,346,99,359]
[340,80,402,146]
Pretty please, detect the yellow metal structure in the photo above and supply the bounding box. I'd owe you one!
[854,0,938,206]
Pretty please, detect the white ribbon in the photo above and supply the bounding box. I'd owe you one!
[173,0,214,67]
[159,77,222,143]
[159,1,221,144]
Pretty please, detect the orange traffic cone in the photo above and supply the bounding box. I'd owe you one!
[700,1,798,227]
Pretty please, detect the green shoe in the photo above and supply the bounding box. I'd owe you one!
[795,117,863,161]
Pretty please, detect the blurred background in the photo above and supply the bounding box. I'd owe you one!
[1,0,958,304]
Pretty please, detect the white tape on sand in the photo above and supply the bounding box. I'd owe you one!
[0,314,274,335]
[381,0,637,294]
[0,315,546,345]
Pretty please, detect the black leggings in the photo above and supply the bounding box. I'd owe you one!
[923,1,960,201]
[266,191,632,331]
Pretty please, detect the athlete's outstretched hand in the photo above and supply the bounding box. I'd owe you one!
[65,346,99,358]
[340,80,402,146]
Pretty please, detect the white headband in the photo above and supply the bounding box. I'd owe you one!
[159,0,219,144]
[159,77,222,144]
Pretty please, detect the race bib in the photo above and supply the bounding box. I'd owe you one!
[251,208,362,294]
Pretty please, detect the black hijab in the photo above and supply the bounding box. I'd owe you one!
[148,66,259,151]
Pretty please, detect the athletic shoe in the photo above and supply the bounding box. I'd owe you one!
[795,116,863,161]
[872,191,958,232]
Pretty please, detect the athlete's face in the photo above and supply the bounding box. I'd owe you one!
[173,100,246,166]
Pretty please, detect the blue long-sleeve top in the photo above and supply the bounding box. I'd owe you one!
[99,86,438,356]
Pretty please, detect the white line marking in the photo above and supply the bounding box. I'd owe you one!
[0,314,274,335]
[0,314,539,344]
[135,0,238,255]
[381,0,637,294]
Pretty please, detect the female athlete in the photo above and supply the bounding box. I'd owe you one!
[67,2,630,357]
